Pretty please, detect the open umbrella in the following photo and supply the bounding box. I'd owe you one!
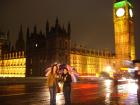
[45,64,61,76]
[45,64,79,82]
[59,64,79,82]
[45,67,51,77]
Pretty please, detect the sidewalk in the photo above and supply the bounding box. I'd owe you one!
[0,77,47,84]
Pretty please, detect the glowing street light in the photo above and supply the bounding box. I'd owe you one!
[105,66,112,73]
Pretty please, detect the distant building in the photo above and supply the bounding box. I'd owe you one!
[70,45,115,76]
[0,31,10,59]
[0,18,114,77]
[113,0,135,70]
[0,29,25,77]
[0,51,26,77]
[0,0,136,77]
[26,18,70,77]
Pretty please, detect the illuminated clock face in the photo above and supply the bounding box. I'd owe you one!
[116,8,125,17]
[129,9,133,17]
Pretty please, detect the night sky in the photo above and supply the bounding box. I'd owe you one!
[0,0,140,58]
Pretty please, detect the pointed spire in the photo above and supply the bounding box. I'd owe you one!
[7,30,10,40]
[15,24,25,51]
[19,24,23,35]
[68,22,71,35]
[33,25,37,34]
[26,27,30,38]
[46,20,49,34]
[55,17,59,28]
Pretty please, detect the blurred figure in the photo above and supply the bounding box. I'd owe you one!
[135,70,140,105]
[113,73,118,85]
[135,68,140,105]
[47,64,59,105]
[62,68,72,105]
[133,60,140,105]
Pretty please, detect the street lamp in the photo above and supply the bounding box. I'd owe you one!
[105,66,112,73]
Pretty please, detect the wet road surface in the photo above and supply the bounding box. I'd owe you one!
[0,79,139,105]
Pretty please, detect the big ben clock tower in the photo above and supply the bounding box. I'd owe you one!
[113,0,135,69]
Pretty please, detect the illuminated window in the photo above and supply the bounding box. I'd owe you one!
[35,43,38,47]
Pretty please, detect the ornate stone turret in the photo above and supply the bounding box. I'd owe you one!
[46,20,49,35]
[26,27,30,39]
[55,17,59,28]
[33,25,37,34]
[67,22,71,36]
[15,25,25,51]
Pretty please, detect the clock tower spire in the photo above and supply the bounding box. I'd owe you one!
[113,0,135,69]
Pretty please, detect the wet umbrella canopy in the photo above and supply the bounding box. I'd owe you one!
[59,64,79,82]
[45,64,79,82]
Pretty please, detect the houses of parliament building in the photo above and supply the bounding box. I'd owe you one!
[0,0,135,77]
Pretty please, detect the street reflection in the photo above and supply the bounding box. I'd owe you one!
[56,93,64,105]
[125,82,138,105]
[103,79,139,105]
[0,84,26,96]
[0,81,139,105]
[127,82,138,94]
[34,84,64,105]
[104,79,112,105]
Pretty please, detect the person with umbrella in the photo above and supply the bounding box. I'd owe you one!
[61,67,72,105]
[47,64,59,105]
[59,64,79,82]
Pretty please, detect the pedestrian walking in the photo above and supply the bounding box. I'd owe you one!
[47,64,59,105]
[62,68,72,105]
